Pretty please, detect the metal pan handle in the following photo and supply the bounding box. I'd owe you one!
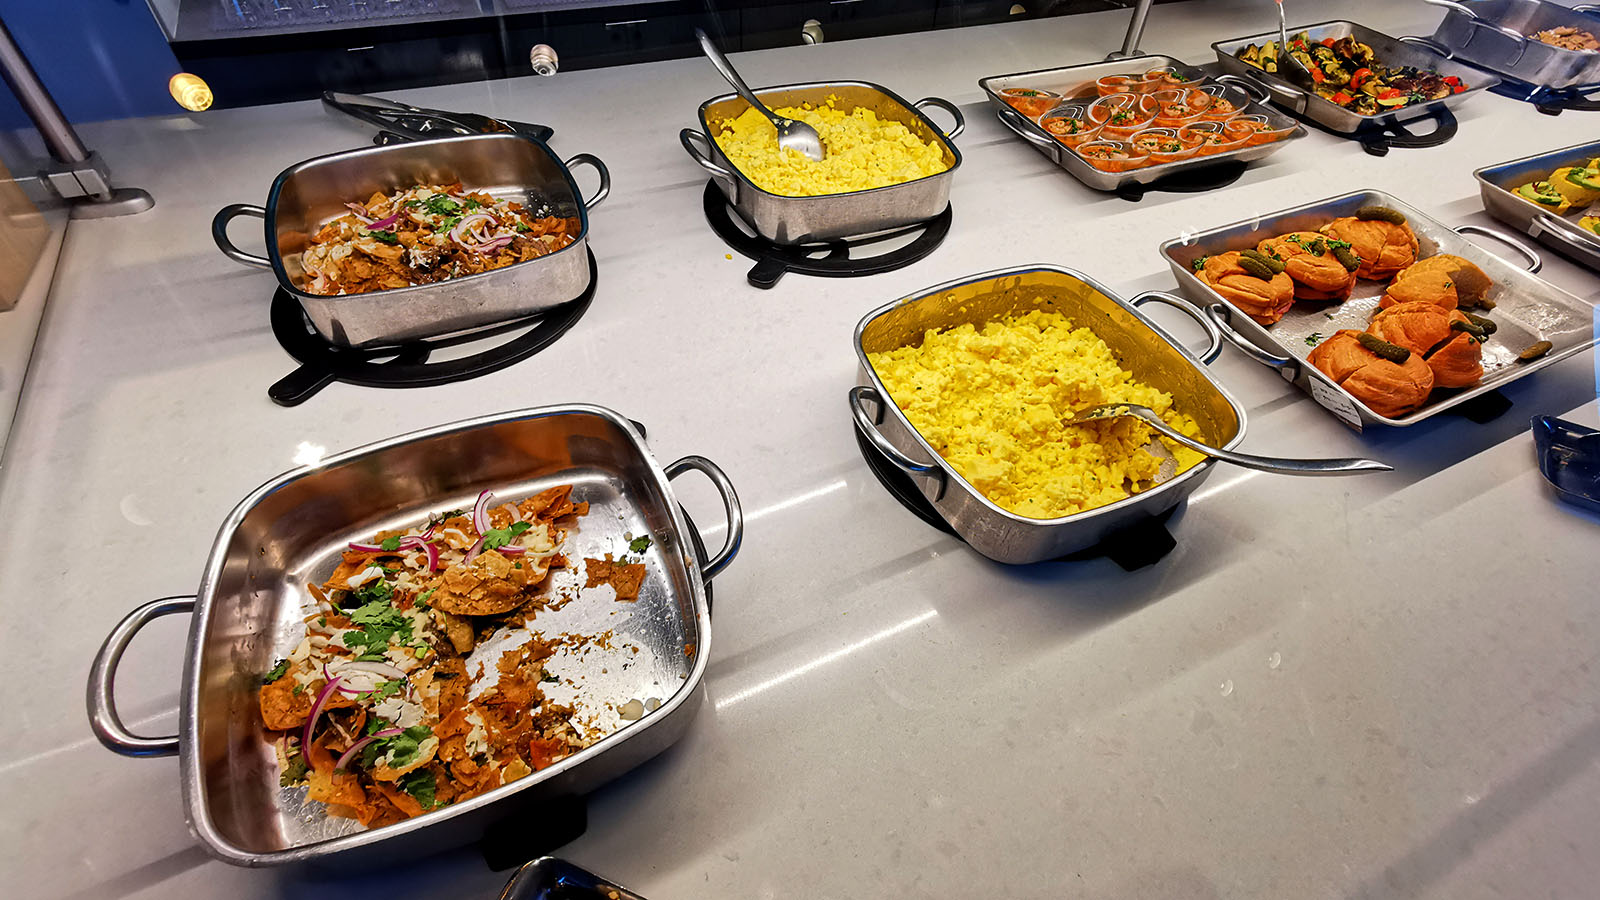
[1455,223,1542,273]
[1131,291,1224,364]
[680,128,737,191]
[1212,73,1270,105]
[87,596,194,757]
[1397,35,1455,59]
[563,154,611,211]
[664,456,743,582]
[994,105,1057,152]
[1203,303,1299,371]
[1422,0,1529,62]
[1527,212,1600,260]
[1575,4,1600,14]
[849,386,947,501]
[212,204,271,269]
[913,97,966,140]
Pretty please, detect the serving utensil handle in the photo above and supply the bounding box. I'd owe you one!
[211,204,271,269]
[1203,303,1299,372]
[1455,223,1541,272]
[1129,408,1390,476]
[664,456,744,582]
[563,153,611,211]
[87,596,194,757]
[913,97,966,140]
[1131,290,1223,364]
[695,28,781,127]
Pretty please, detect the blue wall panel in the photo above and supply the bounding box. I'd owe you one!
[0,0,180,129]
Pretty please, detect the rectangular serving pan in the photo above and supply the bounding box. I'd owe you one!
[1476,138,1600,271]
[978,55,1304,192]
[1421,0,1600,91]
[1160,190,1597,429]
[680,80,963,245]
[211,133,608,348]
[1212,20,1498,133]
[88,405,741,867]
[850,266,1246,565]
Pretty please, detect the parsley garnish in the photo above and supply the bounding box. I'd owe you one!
[404,198,424,208]
[368,229,399,244]
[462,197,482,210]
[1305,332,1324,346]
[481,520,532,552]
[263,658,289,684]
[514,223,530,233]
[400,769,438,808]
[424,195,462,216]
[380,535,402,551]
[628,535,652,554]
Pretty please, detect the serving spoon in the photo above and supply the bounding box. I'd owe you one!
[695,28,825,162]
[1274,0,1319,92]
[1066,404,1391,476]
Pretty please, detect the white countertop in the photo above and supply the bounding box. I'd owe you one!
[5,1,1600,897]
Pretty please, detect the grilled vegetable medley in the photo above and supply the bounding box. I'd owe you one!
[1237,32,1467,115]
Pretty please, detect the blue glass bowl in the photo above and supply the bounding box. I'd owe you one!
[1532,415,1600,515]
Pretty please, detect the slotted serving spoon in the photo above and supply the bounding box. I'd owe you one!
[1067,404,1391,476]
[1274,0,1319,91]
[695,28,825,162]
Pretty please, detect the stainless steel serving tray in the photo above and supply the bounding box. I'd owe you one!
[212,134,609,348]
[87,405,742,867]
[1476,138,1600,270]
[1160,190,1596,429]
[979,55,1304,192]
[1416,0,1600,91]
[680,80,964,245]
[850,265,1246,565]
[1212,20,1498,133]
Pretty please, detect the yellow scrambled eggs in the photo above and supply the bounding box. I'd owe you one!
[868,309,1207,520]
[713,97,948,197]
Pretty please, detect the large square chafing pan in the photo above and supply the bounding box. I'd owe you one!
[1415,0,1600,91]
[679,81,964,245]
[979,55,1304,193]
[1476,138,1600,271]
[1212,20,1498,133]
[212,134,609,348]
[88,405,741,866]
[849,266,1245,565]
[1160,190,1597,430]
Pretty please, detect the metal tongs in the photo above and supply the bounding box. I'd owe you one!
[322,91,554,146]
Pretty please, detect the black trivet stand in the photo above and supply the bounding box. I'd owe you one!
[702,182,951,289]
[1491,79,1600,116]
[268,250,597,405]
[1295,105,1458,157]
[1116,160,1249,202]
[853,424,1178,571]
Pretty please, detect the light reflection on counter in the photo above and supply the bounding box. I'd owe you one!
[713,609,939,711]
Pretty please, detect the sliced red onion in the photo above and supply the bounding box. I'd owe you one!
[463,536,485,566]
[395,535,441,571]
[503,503,523,524]
[335,660,408,680]
[344,202,373,223]
[347,541,386,553]
[334,727,403,772]
[497,545,526,556]
[476,236,515,254]
[472,490,494,535]
[366,212,402,231]
[449,213,496,246]
[303,675,344,751]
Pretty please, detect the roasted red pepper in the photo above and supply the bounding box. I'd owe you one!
[1330,91,1354,104]
[1349,67,1372,89]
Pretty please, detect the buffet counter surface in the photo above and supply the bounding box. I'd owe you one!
[4,1,1599,897]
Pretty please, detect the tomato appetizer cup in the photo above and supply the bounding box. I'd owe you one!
[1140,66,1204,93]
[1222,114,1295,146]
[1074,140,1151,172]
[1089,93,1156,139]
[999,87,1065,120]
[1177,121,1248,156]
[1129,127,1198,164]
[1040,105,1102,147]
[1095,74,1138,96]
[1147,88,1209,128]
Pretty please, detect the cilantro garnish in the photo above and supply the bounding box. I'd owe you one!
[1305,332,1323,346]
[1192,255,1209,272]
[380,535,402,551]
[404,198,424,208]
[416,588,436,609]
[462,198,482,210]
[514,223,530,233]
[279,754,310,786]
[368,229,399,244]
[424,195,462,216]
[374,679,406,701]
[481,520,532,552]
[353,578,393,605]
[400,769,438,808]
[263,658,290,684]
[628,535,652,554]
[342,596,412,658]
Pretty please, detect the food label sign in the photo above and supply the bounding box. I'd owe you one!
[1305,376,1364,430]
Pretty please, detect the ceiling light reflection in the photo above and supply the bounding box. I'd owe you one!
[700,478,847,534]
[713,609,938,710]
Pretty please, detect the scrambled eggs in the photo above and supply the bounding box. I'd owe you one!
[713,97,948,197]
[869,308,1207,520]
